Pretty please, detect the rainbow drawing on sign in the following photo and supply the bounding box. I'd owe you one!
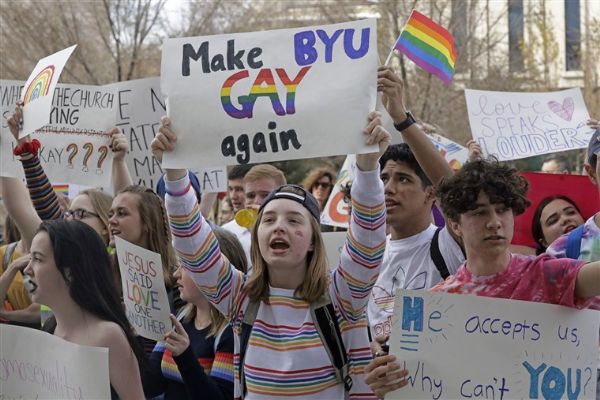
[23,66,56,104]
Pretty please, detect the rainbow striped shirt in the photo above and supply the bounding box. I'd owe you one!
[166,167,385,399]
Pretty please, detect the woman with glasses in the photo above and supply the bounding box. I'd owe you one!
[302,166,336,213]
[4,102,130,250]
[151,112,390,399]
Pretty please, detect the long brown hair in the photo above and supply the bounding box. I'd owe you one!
[116,185,177,288]
[244,209,329,303]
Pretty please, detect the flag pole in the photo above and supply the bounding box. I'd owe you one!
[383,9,415,66]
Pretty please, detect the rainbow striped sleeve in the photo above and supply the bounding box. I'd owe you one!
[395,10,456,84]
[333,167,386,323]
[20,154,62,220]
[211,350,234,383]
[165,172,244,317]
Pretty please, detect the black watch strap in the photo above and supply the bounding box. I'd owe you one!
[393,111,416,132]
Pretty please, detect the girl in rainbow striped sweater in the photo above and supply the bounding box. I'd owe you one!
[152,111,390,399]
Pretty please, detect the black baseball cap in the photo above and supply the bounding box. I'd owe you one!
[259,184,320,221]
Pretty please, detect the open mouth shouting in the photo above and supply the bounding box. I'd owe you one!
[269,237,290,254]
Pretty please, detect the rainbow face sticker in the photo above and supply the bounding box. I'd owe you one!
[23,65,55,105]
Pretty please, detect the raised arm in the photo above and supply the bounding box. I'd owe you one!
[151,117,244,319]
[1,176,42,250]
[575,261,600,298]
[8,103,62,221]
[331,111,388,322]
[378,66,453,186]
[109,127,134,193]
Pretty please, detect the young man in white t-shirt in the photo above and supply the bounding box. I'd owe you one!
[367,66,465,338]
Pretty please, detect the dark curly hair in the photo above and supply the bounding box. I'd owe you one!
[437,159,531,221]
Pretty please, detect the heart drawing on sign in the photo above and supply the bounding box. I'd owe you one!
[547,97,574,121]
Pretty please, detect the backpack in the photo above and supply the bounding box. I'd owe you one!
[431,227,455,279]
[565,224,585,259]
[238,291,352,397]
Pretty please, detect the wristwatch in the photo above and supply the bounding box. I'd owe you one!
[393,111,416,132]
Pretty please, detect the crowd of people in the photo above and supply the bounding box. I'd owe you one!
[1,65,599,400]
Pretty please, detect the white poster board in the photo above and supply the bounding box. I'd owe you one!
[161,19,378,168]
[465,88,595,161]
[20,45,77,138]
[0,324,110,399]
[322,231,346,270]
[114,236,171,341]
[321,155,356,228]
[1,80,115,188]
[388,290,599,400]
[105,77,166,189]
[194,166,228,193]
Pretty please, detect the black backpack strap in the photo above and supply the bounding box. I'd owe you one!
[239,299,260,398]
[430,227,450,280]
[311,292,353,392]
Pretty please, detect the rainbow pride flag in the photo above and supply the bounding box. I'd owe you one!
[394,10,456,84]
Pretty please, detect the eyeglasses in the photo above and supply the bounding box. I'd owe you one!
[64,208,100,220]
[314,182,332,189]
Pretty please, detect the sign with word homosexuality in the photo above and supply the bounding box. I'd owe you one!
[0,324,110,399]
[115,236,171,341]
[1,80,115,187]
[20,45,77,138]
[465,88,595,161]
[388,290,599,400]
[161,19,378,168]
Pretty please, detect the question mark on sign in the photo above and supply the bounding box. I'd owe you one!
[96,145,109,174]
[583,367,593,395]
[66,143,78,169]
[82,143,93,172]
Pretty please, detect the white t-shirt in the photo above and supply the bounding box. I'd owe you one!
[221,219,252,268]
[367,224,464,337]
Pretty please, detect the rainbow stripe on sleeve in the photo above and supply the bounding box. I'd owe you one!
[394,10,456,84]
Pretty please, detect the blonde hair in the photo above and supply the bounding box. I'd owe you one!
[78,189,113,245]
[245,210,328,303]
[244,164,286,186]
[117,185,177,288]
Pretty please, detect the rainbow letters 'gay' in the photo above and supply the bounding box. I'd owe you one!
[23,65,55,104]
[394,10,456,84]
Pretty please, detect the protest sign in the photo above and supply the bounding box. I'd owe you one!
[105,77,166,189]
[388,290,599,400]
[20,45,77,138]
[161,19,378,168]
[1,80,115,188]
[321,155,356,228]
[322,231,346,269]
[0,324,110,399]
[114,236,171,342]
[513,172,598,248]
[193,166,228,193]
[428,133,469,170]
[465,88,595,161]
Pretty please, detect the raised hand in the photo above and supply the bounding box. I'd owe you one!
[356,111,391,171]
